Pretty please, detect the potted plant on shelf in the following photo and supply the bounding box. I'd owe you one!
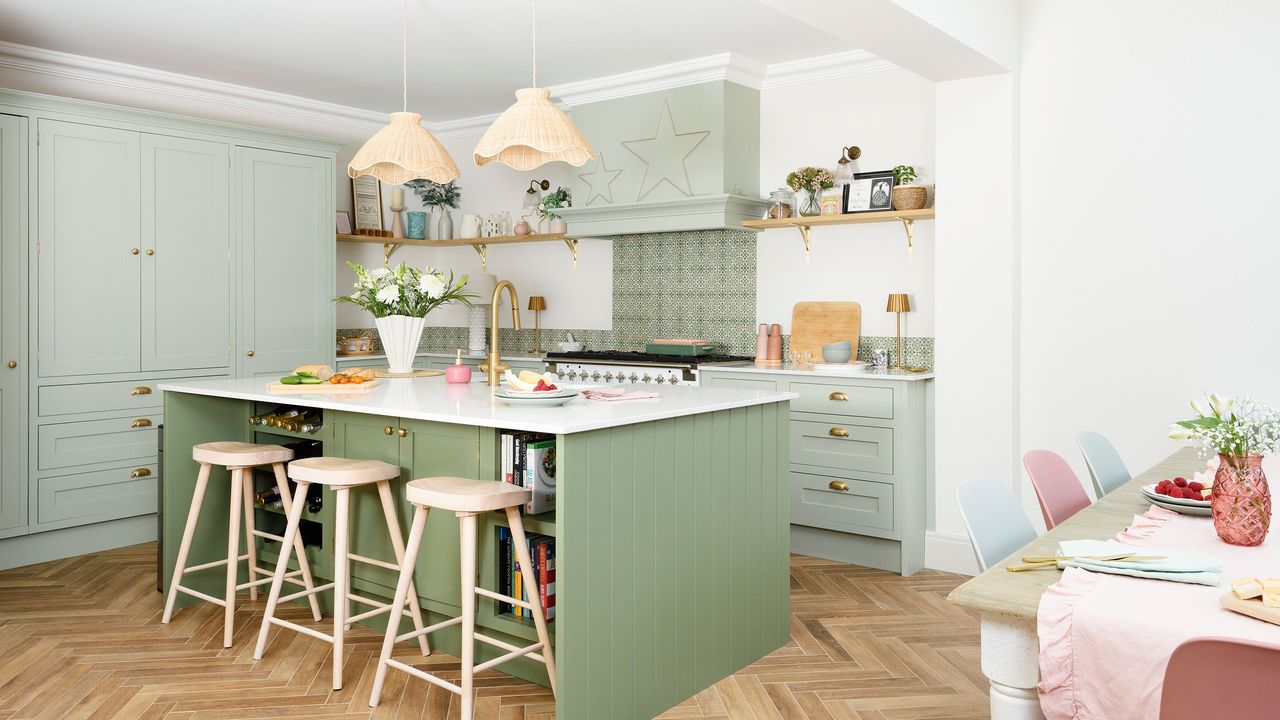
[335,261,471,375]
[786,166,834,217]
[890,165,927,210]
[1170,393,1280,546]
[407,179,461,239]
[538,186,572,233]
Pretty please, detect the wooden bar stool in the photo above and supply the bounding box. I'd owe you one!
[253,457,430,690]
[162,441,322,647]
[368,477,556,719]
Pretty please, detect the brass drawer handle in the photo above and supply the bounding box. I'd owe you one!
[131,418,153,428]
[130,247,140,255]
[131,386,153,396]
[384,425,394,436]
[397,428,408,438]
[828,427,849,438]
[246,350,255,357]
[829,391,848,401]
[6,361,15,369]
[145,248,154,256]
[828,480,849,491]
[130,468,152,478]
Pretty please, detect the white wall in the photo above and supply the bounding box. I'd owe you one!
[1018,0,1280,492]
[757,69,935,337]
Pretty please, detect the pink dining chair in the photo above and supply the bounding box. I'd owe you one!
[1022,449,1091,528]
[1160,637,1280,719]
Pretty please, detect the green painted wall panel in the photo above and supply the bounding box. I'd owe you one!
[0,113,25,534]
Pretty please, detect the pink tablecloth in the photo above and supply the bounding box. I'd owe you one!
[1037,505,1280,719]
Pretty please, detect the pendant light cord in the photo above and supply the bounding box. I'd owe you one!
[401,0,408,112]
[531,0,537,87]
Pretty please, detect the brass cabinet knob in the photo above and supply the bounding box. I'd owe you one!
[6,361,14,369]
[828,480,849,492]
[145,248,154,256]
[246,350,255,357]
[131,247,140,255]
[130,468,152,478]
[130,386,152,396]
[829,391,848,401]
[131,418,153,428]
[383,425,394,436]
[397,428,408,438]
[828,427,849,438]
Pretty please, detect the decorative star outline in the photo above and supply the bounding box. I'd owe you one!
[621,99,711,200]
[577,152,624,205]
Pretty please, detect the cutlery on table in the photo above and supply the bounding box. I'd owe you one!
[1006,553,1167,572]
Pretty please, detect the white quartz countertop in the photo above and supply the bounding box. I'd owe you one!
[701,361,935,381]
[158,376,797,435]
[336,351,545,362]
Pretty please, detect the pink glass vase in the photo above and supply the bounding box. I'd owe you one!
[1212,454,1271,546]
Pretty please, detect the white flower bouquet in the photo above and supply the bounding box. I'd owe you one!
[336,261,471,318]
[1169,393,1280,457]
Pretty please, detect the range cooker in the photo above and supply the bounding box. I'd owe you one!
[543,350,754,386]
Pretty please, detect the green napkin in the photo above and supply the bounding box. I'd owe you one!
[1056,539,1222,586]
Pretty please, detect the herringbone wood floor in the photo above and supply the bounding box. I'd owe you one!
[0,544,986,719]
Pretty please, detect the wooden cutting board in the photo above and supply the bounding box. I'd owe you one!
[790,302,861,361]
[1221,591,1280,626]
[267,378,381,393]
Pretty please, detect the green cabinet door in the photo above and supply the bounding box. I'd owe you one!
[141,134,231,371]
[237,147,333,378]
[398,419,487,611]
[37,120,141,377]
[330,412,404,591]
[0,114,25,534]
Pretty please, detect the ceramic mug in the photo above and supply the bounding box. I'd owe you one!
[460,214,481,239]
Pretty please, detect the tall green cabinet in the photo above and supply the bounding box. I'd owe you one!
[0,113,26,537]
[0,89,342,569]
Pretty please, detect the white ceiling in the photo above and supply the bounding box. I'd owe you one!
[0,0,853,120]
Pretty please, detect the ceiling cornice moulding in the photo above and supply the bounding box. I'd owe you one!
[548,52,768,106]
[761,50,898,88]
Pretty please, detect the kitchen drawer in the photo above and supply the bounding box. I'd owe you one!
[37,415,160,471]
[790,420,893,475]
[701,375,780,391]
[791,471,895,534]
[38,376,217,417]
[790,380,893,420]
[37,463,158,525]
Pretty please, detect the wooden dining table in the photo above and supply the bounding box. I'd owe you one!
[947,446,1203,720]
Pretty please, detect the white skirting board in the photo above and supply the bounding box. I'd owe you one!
[0,514,157,571]
[925,530,979,576]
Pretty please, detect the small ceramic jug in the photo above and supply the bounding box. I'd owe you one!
[460,214,481,239]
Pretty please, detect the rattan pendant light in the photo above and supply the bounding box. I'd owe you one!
[473,0,594,170]
[347,0,459,184]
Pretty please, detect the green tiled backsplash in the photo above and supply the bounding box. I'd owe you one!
[339,229,934,369]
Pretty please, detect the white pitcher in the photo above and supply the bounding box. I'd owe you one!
[460,214,482,239]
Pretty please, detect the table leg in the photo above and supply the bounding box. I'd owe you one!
[981,613,1045,720]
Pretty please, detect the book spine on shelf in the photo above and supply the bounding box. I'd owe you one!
[545,537,556,620]
[497,527,511,615]
[502,432,511,483]
[525,439,557,514]
[538,538,549,622]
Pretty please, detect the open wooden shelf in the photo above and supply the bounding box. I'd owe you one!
[742,207,935,259]
[337,232,581,270]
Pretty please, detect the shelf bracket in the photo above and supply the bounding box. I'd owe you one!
[563,238,579,270]
[900,218,916,259]
[472,243,489,272]
[797,224,812,261]
[382,242,401,265]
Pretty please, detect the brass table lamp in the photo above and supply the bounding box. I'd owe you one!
[528,296,547,353]
[886,293,911,369]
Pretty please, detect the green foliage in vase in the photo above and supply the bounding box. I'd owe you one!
[1170,393,1280,457]
[335,261,472,318]
[786,166,834,193]
[539,186,572,220]
[892,165,918,185]
[407,179,461,209]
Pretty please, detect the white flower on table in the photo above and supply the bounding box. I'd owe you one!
[418,273,445,299]
[375,285,400,304]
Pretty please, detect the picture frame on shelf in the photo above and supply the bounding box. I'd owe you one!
[351,175,383,232]
[336,211,352,234]
[843,170,895,213]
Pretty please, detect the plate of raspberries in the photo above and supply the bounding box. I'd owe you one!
[1142,477,1212,514]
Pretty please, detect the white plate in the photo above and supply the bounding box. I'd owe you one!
[1148,496,1213,516]
[497,387,576,398]
[493,389,579,407]
[811,361,869,373]
[1142,483,1210,507]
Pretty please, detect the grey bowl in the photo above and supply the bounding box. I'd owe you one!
[822,340,852,351]
[822,346,852,363]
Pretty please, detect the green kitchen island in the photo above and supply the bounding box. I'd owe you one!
[159,376,794,719]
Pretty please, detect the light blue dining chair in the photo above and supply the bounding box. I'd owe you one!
[1076,431,1132,498]
[957,476,1037,572]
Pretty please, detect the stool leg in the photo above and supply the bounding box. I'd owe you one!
[376,480,431,655]
[332,486,350,690]
[253,480,309,661]
[272,462,322,621]
[163,462,212,624]
[507,507,557,695]
[369,504,429,707]
[224,468,244,648]
[241,469,258,602]
[459,512,478,720]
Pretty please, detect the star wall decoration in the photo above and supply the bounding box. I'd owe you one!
[577,152,624,205]
[621,99,711,200]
